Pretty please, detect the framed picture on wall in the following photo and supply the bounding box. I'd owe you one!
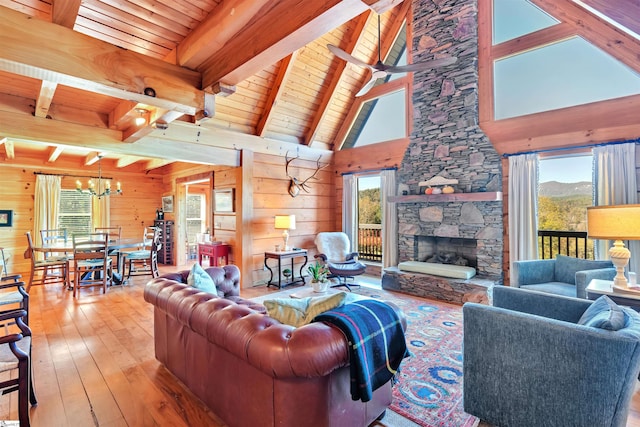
[214,188,235,213]
[162,195,174,213]
[0,210,12,227]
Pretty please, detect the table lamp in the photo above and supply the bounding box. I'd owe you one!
[274,215,296,251]
[587,204,640,291]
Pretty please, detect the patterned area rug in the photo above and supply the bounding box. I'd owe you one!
[356,287,479,427]
[251,285,479,427]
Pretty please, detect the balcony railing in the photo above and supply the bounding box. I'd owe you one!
[358,224,382,263]
[538,230,592,260]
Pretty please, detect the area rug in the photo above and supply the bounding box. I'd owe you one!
[251,285,479,427]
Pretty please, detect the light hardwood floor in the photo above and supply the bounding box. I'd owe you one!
[3,265,640,426]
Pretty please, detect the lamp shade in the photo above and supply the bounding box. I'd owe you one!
[274,215,296,230]
[587,205,640,240]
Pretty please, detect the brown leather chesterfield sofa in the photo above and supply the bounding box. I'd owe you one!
[144,264,401,427]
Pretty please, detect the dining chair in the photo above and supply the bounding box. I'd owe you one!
[72,233,112,298]
[95,226,122,241]
[122,228,161,281]
[95,226,122,274]
[0,276,29,326]
[0,309,37,427]
[24,231,69,289]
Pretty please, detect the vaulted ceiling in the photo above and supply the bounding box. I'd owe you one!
[0,0,638,172]
[0,0,409,171]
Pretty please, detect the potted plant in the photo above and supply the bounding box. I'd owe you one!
[282,268,292,280]
[307,261,330,293]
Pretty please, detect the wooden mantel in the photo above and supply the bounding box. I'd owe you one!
[388,192,503,203]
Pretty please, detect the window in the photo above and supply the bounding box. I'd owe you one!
[186,193,206,243]
[58,190,92,235]
[538,155,593,258]
[357,175,382,262]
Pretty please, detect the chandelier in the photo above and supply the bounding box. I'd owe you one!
[76,155,122,198]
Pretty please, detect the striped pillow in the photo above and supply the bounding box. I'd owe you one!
[264,292,347,327]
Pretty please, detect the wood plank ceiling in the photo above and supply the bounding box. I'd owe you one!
[0,0,407,170]
[0,0,637,171]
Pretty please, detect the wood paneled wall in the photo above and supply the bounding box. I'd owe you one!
[0,161,164,278]
[249,152,334,286]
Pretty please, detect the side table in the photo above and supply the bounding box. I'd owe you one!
[265,249,308,288]
[586,279,640,311]
[198,242,230,267]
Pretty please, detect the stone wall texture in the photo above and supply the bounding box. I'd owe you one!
[398,0,503,282]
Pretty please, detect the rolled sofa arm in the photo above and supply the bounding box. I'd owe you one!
[511,259,556,287]
[575,267,616,299]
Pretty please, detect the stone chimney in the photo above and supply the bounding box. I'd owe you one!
[396,0,503,282]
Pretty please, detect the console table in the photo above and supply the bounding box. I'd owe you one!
[198,242,230,267]
[586,279,640,311]
[264,249,308,288]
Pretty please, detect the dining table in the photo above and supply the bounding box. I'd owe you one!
[36,237,150,287]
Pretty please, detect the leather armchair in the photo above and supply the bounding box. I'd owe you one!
[512,254,615,298]
[463,286,640,427]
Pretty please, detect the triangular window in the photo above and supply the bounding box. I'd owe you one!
[493,0,559,45]
[494,36,640,119]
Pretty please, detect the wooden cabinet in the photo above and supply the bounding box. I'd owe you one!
[154,220,174,265]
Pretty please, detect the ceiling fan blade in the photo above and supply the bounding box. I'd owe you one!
[327,44,372,69]
[386,56,458,74]
[355,77,378,97]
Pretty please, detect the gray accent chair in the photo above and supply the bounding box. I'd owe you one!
[463,286,640,427]
[512,254,615,298]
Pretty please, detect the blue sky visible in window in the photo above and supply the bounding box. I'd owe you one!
[493,0,558,44]
[494,37,640,119]
[539,155,592,183]
[353,90,406,146]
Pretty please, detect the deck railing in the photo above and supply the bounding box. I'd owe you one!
[538,230,592,259]
[358,224,382,262]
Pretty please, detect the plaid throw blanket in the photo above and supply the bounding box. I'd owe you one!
[314,299,408,402]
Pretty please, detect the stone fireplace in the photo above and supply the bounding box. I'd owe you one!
[394,0,503,284]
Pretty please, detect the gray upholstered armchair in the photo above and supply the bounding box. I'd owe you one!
[463,286,640,427]
[512,254,615,298]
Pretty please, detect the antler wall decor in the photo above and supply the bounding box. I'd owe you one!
[285,151,328,197]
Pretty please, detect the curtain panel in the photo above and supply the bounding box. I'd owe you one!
[508,153,539,272]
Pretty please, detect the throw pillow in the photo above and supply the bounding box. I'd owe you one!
[578,295,626,331]
[554,254,613,285]
[187,263,218,295]
[264,292,347,327]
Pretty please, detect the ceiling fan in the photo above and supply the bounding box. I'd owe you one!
[327,15,458,97]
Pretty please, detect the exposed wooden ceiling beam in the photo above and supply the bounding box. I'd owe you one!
[51,0,82,29]
[145,158,174,171]
[176,0,266,70]
[256,52,298,137]
[34,80,58,119]
[0,136,13,160]
[84,151,100,166]
[0,109,239,166]
[199,0,370,87]
[305,10,373,147]
[47,146,64,163]
[0,6,205,117]
[362,0,405,14]
[115,156,141,168]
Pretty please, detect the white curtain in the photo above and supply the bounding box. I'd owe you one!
[91,180,111,231]
[380,169,398,268]
[593,143,640,273]
[342,174,358,250]
[34,175,62,258]
[508,153,539,272]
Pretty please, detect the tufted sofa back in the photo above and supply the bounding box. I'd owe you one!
[159,264,241,298]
